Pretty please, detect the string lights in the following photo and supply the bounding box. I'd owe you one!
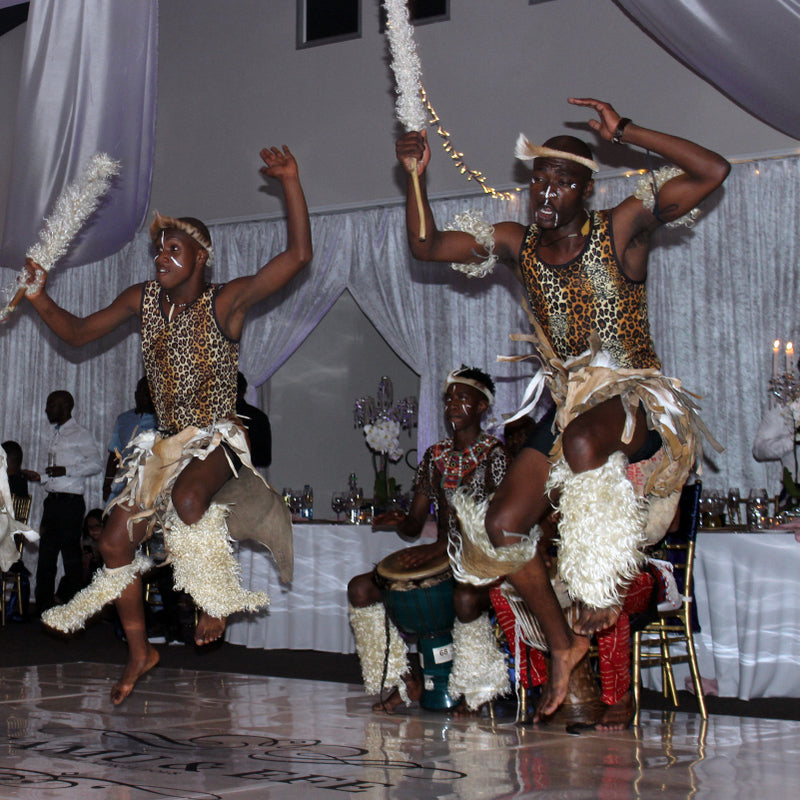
[421,86,522,201]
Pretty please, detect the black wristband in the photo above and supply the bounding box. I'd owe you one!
[611,117,631,145]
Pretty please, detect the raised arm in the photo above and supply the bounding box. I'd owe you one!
[216,146,312,340]
[568,98,730,275]
[396,130,524,269]
[23,260,142,346]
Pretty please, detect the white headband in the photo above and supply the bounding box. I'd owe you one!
[445,371,494,405]
[514,133,599,173]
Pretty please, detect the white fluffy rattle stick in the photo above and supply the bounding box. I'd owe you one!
[384,0,428,241]
[0,153,120,323]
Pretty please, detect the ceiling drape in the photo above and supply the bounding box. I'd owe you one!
[615,0,800,139]
[0,0,157,270]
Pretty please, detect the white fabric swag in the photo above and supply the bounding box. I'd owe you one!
[0,155,798,520]
[615,0,800,139]
[0,0,157,270]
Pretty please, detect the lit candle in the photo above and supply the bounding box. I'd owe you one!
[773,339,781,379]
[787,341,795,376]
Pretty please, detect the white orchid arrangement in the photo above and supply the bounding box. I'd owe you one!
[354,376,417,506]
[363,417,404,462]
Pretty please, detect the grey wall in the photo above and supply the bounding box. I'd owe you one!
[148,0,795,222]
[2,1,795,229]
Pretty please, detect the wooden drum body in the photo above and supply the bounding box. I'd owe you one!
[375,545,458,710]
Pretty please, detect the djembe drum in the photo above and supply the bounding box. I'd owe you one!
[374,545,458,710]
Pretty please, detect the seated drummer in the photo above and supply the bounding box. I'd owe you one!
[347,366,510,713]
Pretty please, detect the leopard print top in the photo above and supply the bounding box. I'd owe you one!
[140,281,239,434]
[519,210,660,370]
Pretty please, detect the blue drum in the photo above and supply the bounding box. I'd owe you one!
[375,546,458,710]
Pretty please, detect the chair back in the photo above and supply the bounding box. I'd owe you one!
[660,480,702,631]
[11,494,32,525]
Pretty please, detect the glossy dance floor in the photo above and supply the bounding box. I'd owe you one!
[1,663,799,799]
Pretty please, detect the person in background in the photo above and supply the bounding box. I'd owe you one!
[2,440,40,498]
[37,390,103,614]
[236,372,272,471]
[103,377,158,502]
[80,507,105,587]
[752,363,800,498]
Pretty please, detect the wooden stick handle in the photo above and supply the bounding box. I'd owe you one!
[7,285,27,311]
[409,158,426,242]
[0,285,26,323]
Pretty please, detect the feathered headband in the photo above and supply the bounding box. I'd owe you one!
[514,133,599,173]
[446,370,494,405]
[149,212,214,265]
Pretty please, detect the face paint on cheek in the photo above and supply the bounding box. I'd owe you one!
[154,229,166,263]
[170,255,183,269]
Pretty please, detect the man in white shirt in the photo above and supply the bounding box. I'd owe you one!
[753,404,799,488]
[37,390,103,615]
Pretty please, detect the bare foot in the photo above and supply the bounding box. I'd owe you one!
[110,644,160,706]
[573,603,621,637]
[594,692,634,731]
[533,633,590,722]
[372,673,422,714]
[194,613,226,646]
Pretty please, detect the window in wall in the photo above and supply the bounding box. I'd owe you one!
[0,2,29,37]
[408,0,449,25]
[297,0,361,49]
[379,0,449,30]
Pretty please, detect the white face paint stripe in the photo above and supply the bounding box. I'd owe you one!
[154,230,184,269]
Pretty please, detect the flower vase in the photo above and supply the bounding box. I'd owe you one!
[373,453,399,514]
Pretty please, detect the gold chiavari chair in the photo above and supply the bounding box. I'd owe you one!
[632,481,707,722]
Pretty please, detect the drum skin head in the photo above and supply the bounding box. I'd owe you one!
[377,545,450,582]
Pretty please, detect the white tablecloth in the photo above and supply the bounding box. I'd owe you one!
[228,525,800,699]
[226,523,410,654]
[689,531,800,699]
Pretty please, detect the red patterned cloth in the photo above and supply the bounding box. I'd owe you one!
[490,570,654,705]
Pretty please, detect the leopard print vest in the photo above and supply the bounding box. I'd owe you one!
[519,209,660,370]
[141,281,239,434]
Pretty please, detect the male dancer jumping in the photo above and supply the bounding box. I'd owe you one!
[395,97,729,718]
[23,145,312,704]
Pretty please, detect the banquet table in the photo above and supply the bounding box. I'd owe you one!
[226,522,417,654]
[643,530,800,700]
[227,523,800,701]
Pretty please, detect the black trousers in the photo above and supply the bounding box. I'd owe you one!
[36,492,85,613]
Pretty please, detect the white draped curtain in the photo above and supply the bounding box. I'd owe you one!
[1,155,797,517]
[0,0,157,268]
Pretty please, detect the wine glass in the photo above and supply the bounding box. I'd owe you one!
[331,491,347,522]
[747,488,768,531]
[289,491,304,516]
[727,487,741,526]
